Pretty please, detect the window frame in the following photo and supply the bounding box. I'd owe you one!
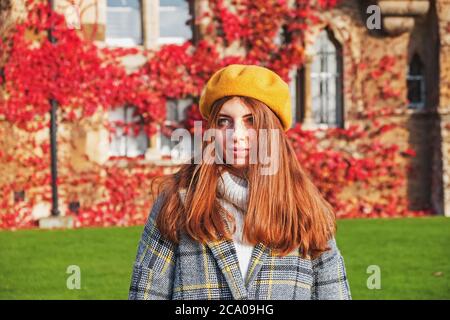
[105,0,144,47]
[297,28,344,128]
[156,98,193,161]
[108,104,149,158]
[157,0,194,46]
[407,53,426,110]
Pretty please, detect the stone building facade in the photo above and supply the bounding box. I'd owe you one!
[2,0,450,221]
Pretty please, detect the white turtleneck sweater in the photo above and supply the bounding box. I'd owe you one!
[216,169,254,281]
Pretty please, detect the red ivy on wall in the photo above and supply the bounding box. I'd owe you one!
[0,0,430,229]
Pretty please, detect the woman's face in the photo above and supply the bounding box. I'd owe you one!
[215,97,255,168]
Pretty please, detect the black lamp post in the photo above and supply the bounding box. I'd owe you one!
[48,0,59,217]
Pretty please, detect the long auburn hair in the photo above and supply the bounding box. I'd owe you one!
[152,96,336,258]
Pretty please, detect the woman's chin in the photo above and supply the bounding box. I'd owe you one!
[231,158,249,168]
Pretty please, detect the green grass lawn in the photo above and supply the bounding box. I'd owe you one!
[0,217,449,299]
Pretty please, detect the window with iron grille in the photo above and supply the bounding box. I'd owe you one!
[310,29,344,127]
[106,0,143,47]
[108,105,148,157]
[407,53,426,109]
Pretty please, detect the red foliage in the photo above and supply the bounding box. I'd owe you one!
[0,0,431,230]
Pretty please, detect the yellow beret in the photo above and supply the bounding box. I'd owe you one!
[199,64,292,131]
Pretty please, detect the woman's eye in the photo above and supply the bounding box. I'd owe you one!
[218,118,231,127]
[245,117,254,126]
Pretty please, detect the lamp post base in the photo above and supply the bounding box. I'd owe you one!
[38,216,74,229]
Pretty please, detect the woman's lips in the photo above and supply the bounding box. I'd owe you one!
[225,145,249,156]
[232,148,249,155]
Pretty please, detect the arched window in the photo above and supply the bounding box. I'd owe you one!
[309,29,344,127]
[407,53,426,109]
[108,105,148,157]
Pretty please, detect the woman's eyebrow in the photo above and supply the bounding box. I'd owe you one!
[218,113,253,117]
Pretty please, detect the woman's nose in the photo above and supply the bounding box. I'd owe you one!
[231,120,248,142]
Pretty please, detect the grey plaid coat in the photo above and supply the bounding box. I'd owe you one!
[128,195,352,300]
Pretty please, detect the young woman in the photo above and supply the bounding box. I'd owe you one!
[128,64,351,300]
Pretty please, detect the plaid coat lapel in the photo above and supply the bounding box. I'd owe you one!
[206,238,248,299]
[244,242,270,287]
[206,238,271,300]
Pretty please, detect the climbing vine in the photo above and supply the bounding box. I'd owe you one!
[0,0,429,229]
